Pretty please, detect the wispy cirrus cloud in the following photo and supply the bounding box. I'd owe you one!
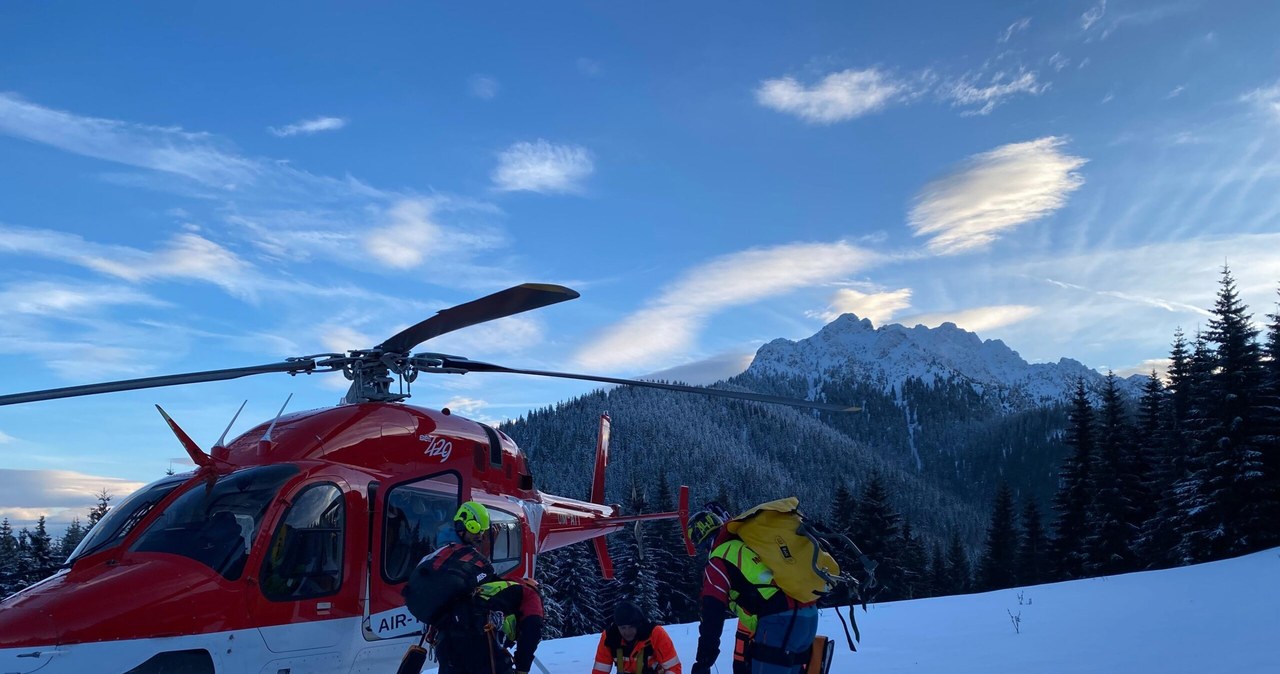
[909,137,1086,254]
[0,93,383,202]
[941,70,1047,116]
[0,224,260,300]
[755,68,913,124]
[268,115,347,137]
[896,305,1040,333]
[0,280,167,316]
[1081,0,1107,30]
[491,139,594,194]
[808,287,914,325]
[1241,81,1280,122]
[575,242,878,370]
[999,17,1031,43]
[469,75,500,100]
[0,92,258,188]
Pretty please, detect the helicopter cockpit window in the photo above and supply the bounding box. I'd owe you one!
[488,507,522,576]
[130,464,298,580]
[382,473,460,584]
[260,482,345,601]
[67,473,188,564]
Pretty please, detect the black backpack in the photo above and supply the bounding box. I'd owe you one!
[402,543,496,626]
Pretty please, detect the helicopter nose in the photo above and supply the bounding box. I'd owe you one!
[0,581,63,649]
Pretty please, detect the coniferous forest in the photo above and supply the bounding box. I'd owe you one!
[3,268,1278,643]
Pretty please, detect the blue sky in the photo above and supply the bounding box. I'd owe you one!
[2,1,1279,531]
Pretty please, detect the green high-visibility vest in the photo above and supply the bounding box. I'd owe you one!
[711,539,778,632]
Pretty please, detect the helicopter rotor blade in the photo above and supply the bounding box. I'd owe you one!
[0,360,320,407]
[377,283,580,355]
[430,356,860,413]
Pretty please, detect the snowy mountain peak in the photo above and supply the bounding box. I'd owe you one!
[748,313,1141,408]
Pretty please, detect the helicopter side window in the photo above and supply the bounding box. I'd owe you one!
[67,474,188,564]
[382,473,460,584]
[489,507,522,576]
[131,465,298,581]
[260,483,345,601]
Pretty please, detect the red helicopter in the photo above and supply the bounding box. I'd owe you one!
[0,283,853,674]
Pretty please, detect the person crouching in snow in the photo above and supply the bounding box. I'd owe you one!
[592,600,682,674]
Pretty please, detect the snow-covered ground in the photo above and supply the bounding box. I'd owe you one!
[537,548,1280,673]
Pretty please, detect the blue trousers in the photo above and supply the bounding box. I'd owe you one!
[750,606,818,674]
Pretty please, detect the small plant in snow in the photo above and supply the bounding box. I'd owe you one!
[1017,591,1031,605]
[1008,609,1022,635]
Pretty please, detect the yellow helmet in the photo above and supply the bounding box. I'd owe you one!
[454,501,491,535]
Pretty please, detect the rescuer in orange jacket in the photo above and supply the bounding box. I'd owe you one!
[592,601,682,674]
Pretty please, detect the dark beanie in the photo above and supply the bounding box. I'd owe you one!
[614,601,646,627]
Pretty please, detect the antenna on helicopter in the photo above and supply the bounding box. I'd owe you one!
[213,400,248,449]
[258,393,293,455]
[155,405,214,468]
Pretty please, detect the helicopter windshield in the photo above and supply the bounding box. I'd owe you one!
[66,473,189,564]
[131,465,298,580]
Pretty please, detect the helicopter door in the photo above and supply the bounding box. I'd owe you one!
[365,471,461,641]
[253,480,352,657]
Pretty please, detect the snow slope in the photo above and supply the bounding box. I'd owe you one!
[536,548,1280,673]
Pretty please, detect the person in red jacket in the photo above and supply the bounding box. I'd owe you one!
[592,601,682,674]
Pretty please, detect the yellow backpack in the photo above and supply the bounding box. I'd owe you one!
[725,497,840,601]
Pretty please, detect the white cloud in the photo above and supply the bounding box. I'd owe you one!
[364,199,449,268]
[999,18,1031,43]
[0,430,14,444]
[908,137,1086,254]
[1081,0,1107,30]
[1241,81,1280,122]
[1113,358,1172,380]
[268,116,347,137]
[0,224,259,300]
[0,280,167,316]
[469,76,500,100]
[1049,52,1071,71]
[755,68,910,124]
[942,70,1046,116]
[0,92,257,188]
[1166,85,1186,99]
[897,305,1040,334]
[575,242,878,370]
[0,468,147,532]
[0,93,382,201]
[492,140,594,194]
[809,287,913,325]
[640,351,755,386]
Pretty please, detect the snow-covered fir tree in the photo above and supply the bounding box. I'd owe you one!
[557,541,605,637]
[649,473,699,623]
[1015,497,1049,586]
[1084,372,1141,576]
[1176,269,1269,562]
[1053,380,1094,580]
[977,482,1018,590]
[607,487,659,622]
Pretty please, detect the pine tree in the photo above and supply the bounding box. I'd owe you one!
[1053,379,1094,579]
[649,473,698,623]
[977,482,1019,590]
[26,516,54,583]
[1254,288,1280,548]
[896,519,930,600]
[1177,268,1270,562]
[610,489,659,621]
[929,542,948,597]
[59,517,86,560]
[86,490,112,529]
[1135,370,1182,569]
[0,518,19,597]
[850,474,901,599]
[557,542,605,637]
[1015,498,1049,586]
[534,548,566,639]
[944,530,970,595]
[1084,372,1140,575]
